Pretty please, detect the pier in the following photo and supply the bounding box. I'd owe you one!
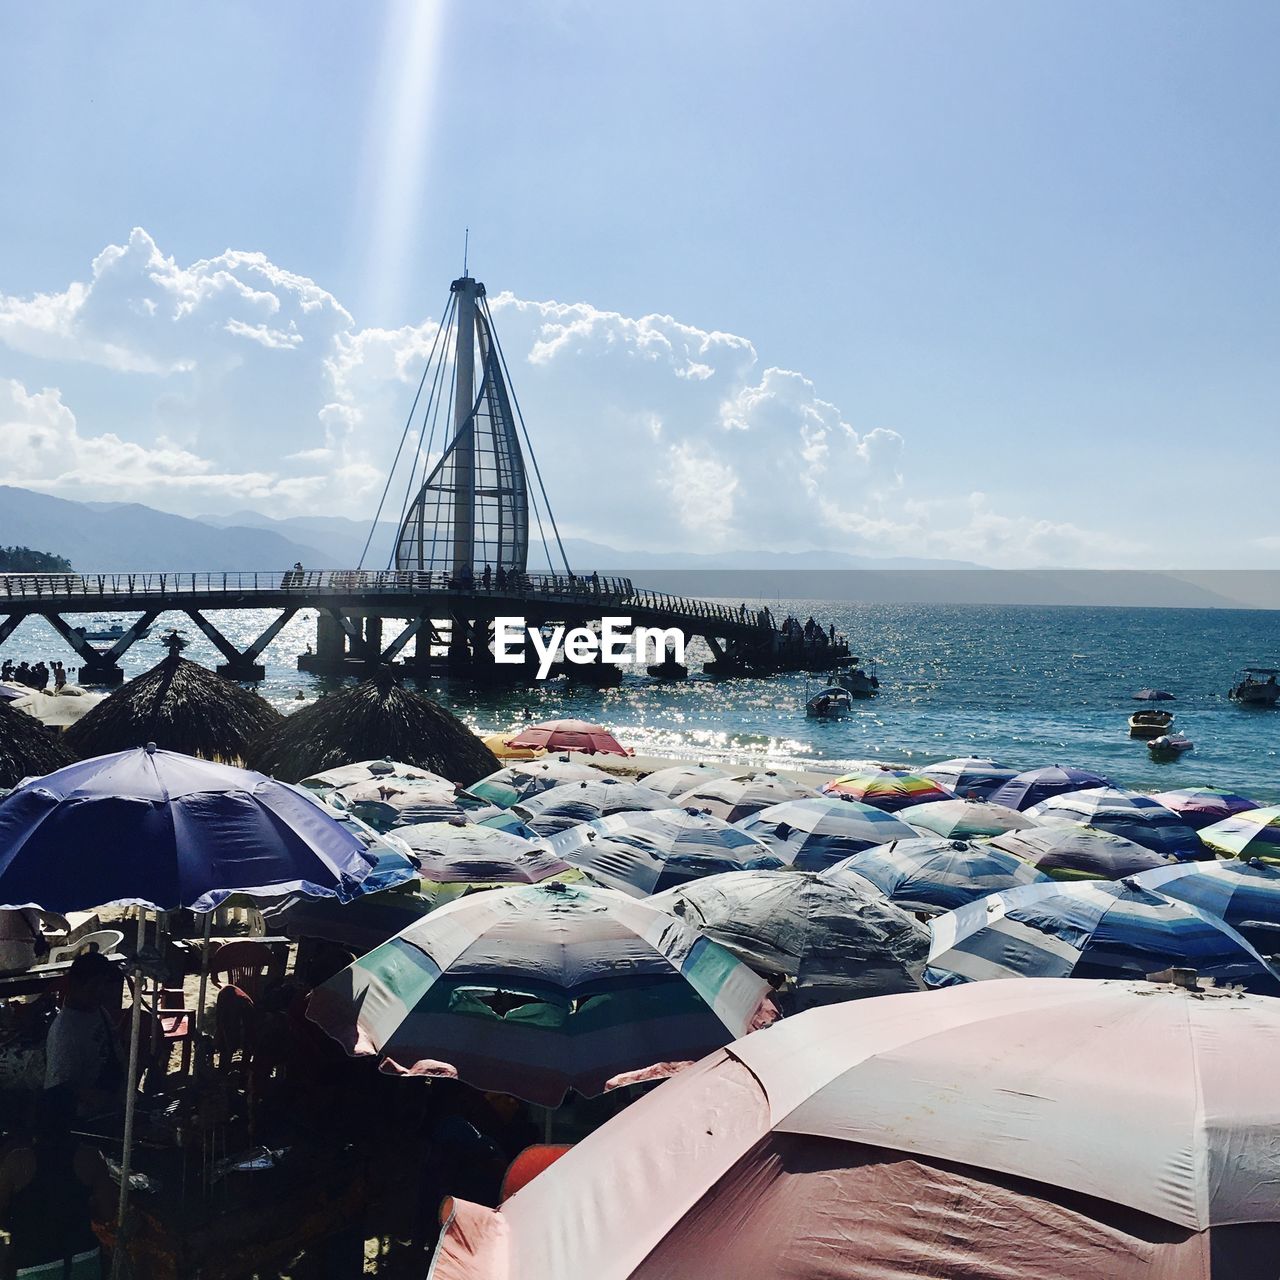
[0,568,848,685]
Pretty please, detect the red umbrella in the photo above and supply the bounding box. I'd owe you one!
[504,719,632,757]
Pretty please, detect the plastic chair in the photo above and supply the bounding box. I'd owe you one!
[46,928,125,965]
[207,940,274,1067]
[207,940,274,1002]
[500,1145,573,1201]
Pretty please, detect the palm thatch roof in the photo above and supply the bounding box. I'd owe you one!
[0,701,75,788]
[64,651,282,764]
[246,677,498,787]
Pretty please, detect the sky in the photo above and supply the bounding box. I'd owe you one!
[0,1,1277,567]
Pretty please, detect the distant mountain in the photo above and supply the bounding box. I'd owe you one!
[0,487,329,571]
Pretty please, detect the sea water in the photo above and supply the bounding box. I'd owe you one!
[5,602,1278,800]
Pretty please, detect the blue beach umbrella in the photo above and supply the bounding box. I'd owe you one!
[548,807,781,897]
[0,745,397,913]
[919,757,1019,801]
[1026,788,1206,861]
[822,837,1050,916]
[1133,860,1280,959]
[988,766,1111,812]
[735,796,919,872]
[925,879,1280,994]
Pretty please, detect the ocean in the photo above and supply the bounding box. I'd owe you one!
[5,601,1279,800]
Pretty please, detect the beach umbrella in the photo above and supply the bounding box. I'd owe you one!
[465,758,616,808]
[0,744,409,1265]
[988,765,1111,811]
[0,683,24,702]
[327,776,475,831]
[1152,786,1262,830]
[919,756,1018,800]
[306,881,779,1107]
[514,780,669,837]
[473,810,542,840]
[988,824,1173,880]
[1133,688,1176,701]
[246,675,498,787]
[0,701,74,790]
[480,731,545,761]
[649,869,928,1009]
[824,837,1049,916]
[641,762,735,800]
[9,685,106,731]
[1133,859,1280,958]
[1200,806,1280,863]
[905,797,1035,840]
[503,719,632,757]
[64,645,277,764]
[674,771,818,824]
[1026,788,1205,860]
[430,979,1280,1280]
[299,758,455,797]
[925,879,1280,994]
[547,808,781,897]
[819,769,953,813]
[394,821,536,861]
[734,796,919,872]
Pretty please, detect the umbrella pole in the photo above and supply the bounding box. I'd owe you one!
[193,908,213,1056]
[111,910,147,1280]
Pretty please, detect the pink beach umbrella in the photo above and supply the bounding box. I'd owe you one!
[504,719,633,757]
[431,978,1280,1279]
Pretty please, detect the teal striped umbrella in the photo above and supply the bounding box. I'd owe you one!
[465,759,616,809]
[906,799,1035,840]
[1133,859,1280,958]
[306,881,779,1106]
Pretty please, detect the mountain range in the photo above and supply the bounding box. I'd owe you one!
[0,485,1276,609]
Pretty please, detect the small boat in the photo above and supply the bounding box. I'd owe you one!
[832,656,880,698]
[1148,734,1193,761]
[1129,709,1174,739]
[1229,668,1280,707]
[806,687,853,719]
[73,623,151,642]
[647,648,688,681]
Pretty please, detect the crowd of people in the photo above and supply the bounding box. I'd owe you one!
[0,659,70,691]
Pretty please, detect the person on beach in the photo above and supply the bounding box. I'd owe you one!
[44,953,127,1120]
[0,1089,113,1280]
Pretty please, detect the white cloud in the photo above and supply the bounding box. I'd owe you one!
[0,229,1136,566]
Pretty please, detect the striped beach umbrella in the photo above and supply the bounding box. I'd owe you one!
[906,798,1036,840]
[988,765,1111,812]
[820,770,954,813]
[735,796,919,871]
[919,757,1019,800]
[1153,787,1262,831]
[1133,859,1280,958]
[299,759,455,798]
[988,825,1172,880]
[394,821,534,860]
[641,762,734,800]
[674,771,819,824]
[328,776,475,832]
[925,879,1280,994]
[465,759,616,809]
[1026,788,1205,861]
[548,808,781,897]
[306,881,779,1107]
[514,780,669,838]
[823,838,1049,916]
[649,870,928,1009]
[1200,806,1280,863]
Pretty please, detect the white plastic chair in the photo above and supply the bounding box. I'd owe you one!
[46,928,125,965]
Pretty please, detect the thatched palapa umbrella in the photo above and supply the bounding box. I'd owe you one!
[247,676,498,788]
[64,635,282,765]
[0,701,75,788]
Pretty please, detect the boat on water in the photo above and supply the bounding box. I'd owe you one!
[806,686,853,719]
[1148,734,1194,761]
[1229,668,1280,707]
[647,648,688,681]
[73,623,151,642]
[832,656,879,698]
[1129,709,1175,739]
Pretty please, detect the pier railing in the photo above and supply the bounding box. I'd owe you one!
[0,569,770,632]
